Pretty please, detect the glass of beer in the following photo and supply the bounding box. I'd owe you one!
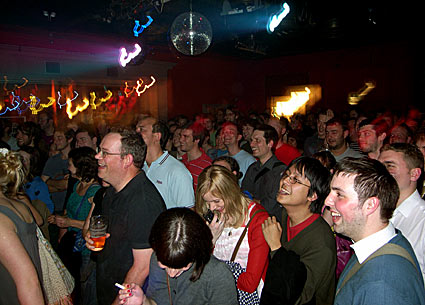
[90,215,108,251]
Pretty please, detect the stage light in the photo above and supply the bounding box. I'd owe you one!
[267,2,290,33]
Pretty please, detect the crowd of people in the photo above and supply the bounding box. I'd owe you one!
[0,104,425,305]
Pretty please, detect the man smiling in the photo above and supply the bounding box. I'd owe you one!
[325,157,425,305]
[262,156,336,305]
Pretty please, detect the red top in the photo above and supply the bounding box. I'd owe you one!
[275,143,301,165]
[237,202,270,293]
[182,151,212,190]
[287,213,320,241]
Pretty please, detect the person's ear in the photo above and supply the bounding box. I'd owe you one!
[123,153,134,169]
[307,192,318,203]
[410,168,421,182]
[362,197,380,216]
[378,132,387,143]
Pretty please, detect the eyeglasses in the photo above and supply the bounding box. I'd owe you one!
[98,149,121,158]
[281,172,311,188]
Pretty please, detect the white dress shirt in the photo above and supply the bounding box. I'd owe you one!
[390,190,425,282]
[351,223,396,264]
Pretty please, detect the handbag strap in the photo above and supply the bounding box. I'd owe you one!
[166,274,173,305]
[336,243,417,296]
[230,208,267,262]
[75,183,99,218]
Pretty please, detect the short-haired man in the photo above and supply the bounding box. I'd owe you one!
[42,128,74,213]
[304,109,333,156]
[240,118,258,154]
[325,157,425,304]
[267,117,301,165]
[136,116,194,209]
[325,117,363,162]
[222,122,256,184]
[86,129,166,305]
[357,118,388,159]
[389,123,413,144]
[180,122,212,190]
[379,143,425,281]
[75,124,98,150]
[262,157,336,305]
[242,124,286,221]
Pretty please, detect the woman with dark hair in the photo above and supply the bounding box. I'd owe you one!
[49,146,100,304]
[118,208,238,305]
[0,149,44,305]
[213,155,243,180]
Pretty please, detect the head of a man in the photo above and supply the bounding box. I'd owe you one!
[180,122,206,153]
[221,122,241,149]
[325,118,348,152]
[53,128,74,152]
[241,118,258,142]
[379,143,423,196]
[76,125,98,150]
[38,112,53,131]
[201,114,215,132]
[389,123,413,144]
[357,118,388,155]
[251,124,277,164]
[16,122,41,148]
[267,117,288,139]
[224,106,238,123]
[317,111,330,139]
[325,157,399,242]
[277,156,330,214]
[137,117,169,150]
[414,131,425,159]
[96,129,146,190]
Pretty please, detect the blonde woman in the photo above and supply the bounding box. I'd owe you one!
[196,165,269,301]
[0,149,44,305]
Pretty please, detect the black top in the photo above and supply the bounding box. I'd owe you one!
[96,171,166,305]
[241,154,286,222]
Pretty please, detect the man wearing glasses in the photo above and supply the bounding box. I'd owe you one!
[85,129,166,305]
[262,156,336,305]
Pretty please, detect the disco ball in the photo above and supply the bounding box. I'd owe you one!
[170,12,212,56]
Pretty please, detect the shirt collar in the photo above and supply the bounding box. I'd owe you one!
[393,190,421,218]
[351,223,396,264]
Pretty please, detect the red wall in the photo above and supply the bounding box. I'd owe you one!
[167,40,419,119]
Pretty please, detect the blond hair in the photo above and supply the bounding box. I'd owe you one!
[195,165,250,228]
[0,150,26,197]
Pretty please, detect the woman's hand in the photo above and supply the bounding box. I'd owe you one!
[55,215,70,228]
[47,214,56,224]
[208,213,226,245]
[119,283,145,305]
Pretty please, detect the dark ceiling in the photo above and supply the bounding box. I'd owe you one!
[1,0,421,59]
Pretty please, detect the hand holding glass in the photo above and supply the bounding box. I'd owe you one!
[90,215,108,251]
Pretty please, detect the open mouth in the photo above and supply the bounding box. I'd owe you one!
[331,211,341,224]
[279,187,290,195]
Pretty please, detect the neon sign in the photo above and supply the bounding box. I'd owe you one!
[133,16,153,37]
[119,44,142,67]
[267,2,290,33]
[273,87,311,119]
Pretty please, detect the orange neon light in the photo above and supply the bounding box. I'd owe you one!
[90,90,113,109]
[273,87,311,119]
[66,97,90,119]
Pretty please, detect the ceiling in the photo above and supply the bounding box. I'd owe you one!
[1,0,421,60]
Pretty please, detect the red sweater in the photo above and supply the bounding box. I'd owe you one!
[275,143,301,165]
[237,202,270,293]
